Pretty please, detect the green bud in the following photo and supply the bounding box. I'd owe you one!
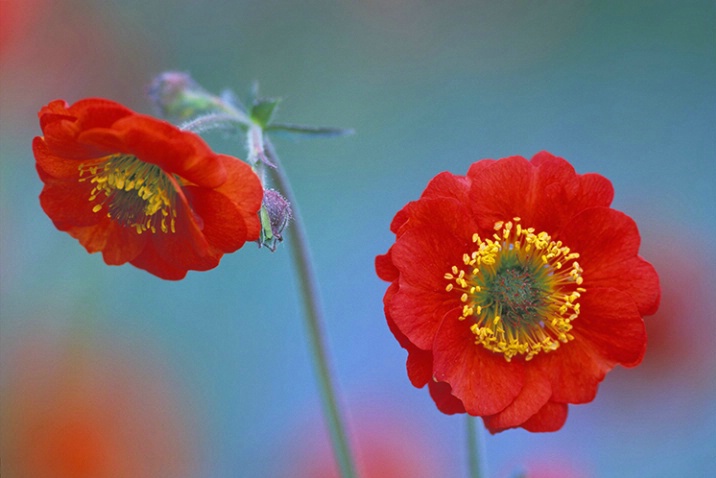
[258,189,292,251]
[149,71,227,122]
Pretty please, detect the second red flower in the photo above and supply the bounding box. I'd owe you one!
[34,98,263,280]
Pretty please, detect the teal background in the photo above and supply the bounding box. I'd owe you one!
[1,1,715,476]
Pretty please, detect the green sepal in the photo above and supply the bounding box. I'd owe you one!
[250,97,282,129]
[259,205,274,244]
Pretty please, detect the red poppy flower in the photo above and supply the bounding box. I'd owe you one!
[33,98,263,280]
[376,152,660,433]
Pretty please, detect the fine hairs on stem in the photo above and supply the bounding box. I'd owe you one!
[263,137,358,478]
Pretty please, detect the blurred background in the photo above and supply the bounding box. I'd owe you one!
[1,1,714,477]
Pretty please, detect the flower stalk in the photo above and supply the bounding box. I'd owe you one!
[467,415,486,478]
[264,137,358,478]
[149,73,357,476]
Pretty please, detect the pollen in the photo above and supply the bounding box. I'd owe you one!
[444,218,585,362]
[78,154,177,234]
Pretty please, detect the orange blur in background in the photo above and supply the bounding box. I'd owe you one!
[0,331,198,478]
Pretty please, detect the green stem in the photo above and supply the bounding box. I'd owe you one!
[467,415,487,478]
[264,137,358,478]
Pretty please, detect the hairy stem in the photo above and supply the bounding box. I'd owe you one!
[264,137,358,478]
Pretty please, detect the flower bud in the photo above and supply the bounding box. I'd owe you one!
[258,189,292,251]
[148,71,225,122]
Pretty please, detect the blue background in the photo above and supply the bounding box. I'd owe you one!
[1,1,715,477]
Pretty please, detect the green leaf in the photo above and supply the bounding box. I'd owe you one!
[266,122,355,139]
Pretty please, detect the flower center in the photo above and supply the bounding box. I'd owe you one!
[444,218,586,362]
[78,154,177,234]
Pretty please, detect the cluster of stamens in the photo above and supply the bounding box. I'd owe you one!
[444,218,586,361]
[78,154,177,234]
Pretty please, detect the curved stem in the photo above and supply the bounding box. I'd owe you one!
[264,137,358,478]
[179,113,248,135]
[467,415,487,478]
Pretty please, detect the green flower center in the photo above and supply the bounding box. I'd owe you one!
[445,218,586,362]
[483,260,549,329]
[78,154,177,234]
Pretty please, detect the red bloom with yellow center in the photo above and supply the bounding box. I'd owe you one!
[33,98,263,280]
[376,152,660,433]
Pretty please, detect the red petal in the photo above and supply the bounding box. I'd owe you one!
[390,172,471,237]
[78,115,227,188]
[599,256,660,316]
[530,153,614,211]
[375,249,399,282]
[389,205,413,235]
[39,163,148,265]
[65,219,146,265]
[406,347,433,388]
[577,172,614,208]
[397,323,434,388]
[468,156,533,232]
[466,158,497,178]
[384,282,434,388]
[391,198,474,290]
[98,223,147,265]
[428,381,466,414]
[482,367,552,433]
[148,194,219,273]
[432,317,523,416]
[34,137,97,181]
[560,207,660,315]
[529,150,562,167]
[130,240,190,280]
[388,199,475,349]
[468,152,615,236]
[37,99,77,130]
[62,98,134,130]
[39,179,102,229]
[39,99,134,160]
[184,186,248,253]
[575,288,647,367]
[538,340,607,405]
[383,270,444,360]
[420,171,471,201]
[37,99,229,189]
[520,401,568,433]
[389,284,459,350]
[148,230,220,276]
[560,207,639,266]
[214,155,263,242]
[523,152,582,232]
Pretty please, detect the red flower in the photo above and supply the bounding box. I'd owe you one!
[376,152,660,433]
[33,98,263,280]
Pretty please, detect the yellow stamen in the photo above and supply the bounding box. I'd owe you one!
[78,154,178,234]
[444,218,585,362]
